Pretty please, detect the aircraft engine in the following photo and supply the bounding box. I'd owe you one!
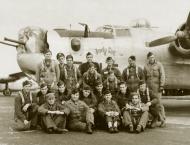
[173,23,190,56]
[146,12,190,56]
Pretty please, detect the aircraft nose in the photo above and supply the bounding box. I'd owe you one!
[17,53,44,75]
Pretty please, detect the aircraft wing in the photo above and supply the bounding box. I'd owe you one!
[0,72,26,84]
[54,29,113,39]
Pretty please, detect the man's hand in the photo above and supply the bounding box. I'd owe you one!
[159,86,164,92]
[89,108,95,113]
[105,112,111,116]
[47,111,55,114]
[76,83,80,88]
[61,101,65,105]
[24,120,29,125]
[113,112,119,116]
[146,102,151,107]
[23,104,31,112]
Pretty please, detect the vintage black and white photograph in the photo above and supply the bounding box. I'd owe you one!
[0,0,190,145]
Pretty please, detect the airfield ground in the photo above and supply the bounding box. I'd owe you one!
[0,95,190,145]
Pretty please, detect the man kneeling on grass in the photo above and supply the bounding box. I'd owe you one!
[122,93,149,133]
[38,93,70,134]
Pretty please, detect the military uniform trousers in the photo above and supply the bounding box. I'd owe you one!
[68,111,94,131]
[41,114,67,130]
[13,105,38,131]
[122,110,149,129]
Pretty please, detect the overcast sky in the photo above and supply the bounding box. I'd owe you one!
[0,0,189,76]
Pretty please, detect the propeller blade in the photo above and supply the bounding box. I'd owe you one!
[146,36,177,47]
[185,12,190,30]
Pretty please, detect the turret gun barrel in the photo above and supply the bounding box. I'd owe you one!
[4,37,25,45]
[0,40,18,47]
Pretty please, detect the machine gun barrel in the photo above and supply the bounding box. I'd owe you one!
[0,40,18,47]
[4,37,25,45]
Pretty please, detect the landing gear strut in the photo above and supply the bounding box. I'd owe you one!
[3,83,12,96]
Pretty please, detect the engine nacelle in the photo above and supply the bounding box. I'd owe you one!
[173,23,190,56]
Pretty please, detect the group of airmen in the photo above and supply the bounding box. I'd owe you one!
[13,49,166,134]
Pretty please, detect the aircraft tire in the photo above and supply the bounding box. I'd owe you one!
[3,89,12,96]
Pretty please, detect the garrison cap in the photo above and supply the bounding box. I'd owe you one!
[43,49,52,54]
[86,52,93,57]
[66,54,73,60]
[106,56,114,62]
[82,85,91,90]
[56,52,65,60]
[103,89,111,95]
[129,55,136,61]
[57,81,65,87]
[95,80,103,86]
[22,80,32,87]
[147,52,154,58]
[139,80,146,86]
[45,93,55,100]
[40,82,47,88]
[71,88,79,94]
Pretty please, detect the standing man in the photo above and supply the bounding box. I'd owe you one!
[13,80,38,131]
[79,52,100,75]
[102,57,121,81]
[83,63,102,90]
[63,55,82,93]
[122,55,144,92]
[56,52,66,83]
[36,50,60,90]
[144,52,166,127]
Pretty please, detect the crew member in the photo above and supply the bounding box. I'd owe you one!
[144,52,166,127]
[79,52,100,75]
[102,57,121,81]
[36,50,60,90]
[122,55,144,92]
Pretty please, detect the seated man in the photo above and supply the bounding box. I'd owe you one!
[98,90,120,133]
[116,81,131,110]
[36,83,49,106]
[55,81,70,105]
[38,93,70,134]
[13,80,38,131]
[93,80,104,104]
[137,81,166,128]
[122,93,149,133]
[65,88,94,134]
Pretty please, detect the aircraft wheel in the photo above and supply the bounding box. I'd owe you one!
[3,89,12,96]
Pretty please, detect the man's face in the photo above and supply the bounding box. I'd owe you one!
[139,84,146,92]
[89,66,95,74]
[86,54,93,63]
[107,59,113,66]
[58,84,66,93]
[58,56,65,64]
[23,84,31,93]
[66,58,73,66]
[41,86,48,95]
[95,84,103,92]
[71,92,79,101]
[104,93,112,101]
[44,52,52,60]
[128,58,136,67]
[47,96,55,105]
[119,84,127,94]
[132,95,140,105]
[82,90,91,97]
[148,55,156,64]
[108,73,115,81]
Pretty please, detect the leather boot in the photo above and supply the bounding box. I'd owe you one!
[86,123,93,134]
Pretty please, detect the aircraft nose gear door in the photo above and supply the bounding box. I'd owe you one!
[3,83,12,96]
